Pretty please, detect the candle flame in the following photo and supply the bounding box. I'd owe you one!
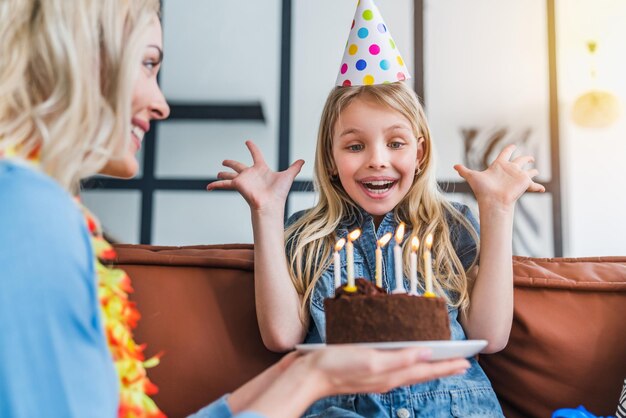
[377,232,393,248]
[348,229,361,242]
[425,233,433,249]
[411,236,419,251]
[395,222,405,243]
[334,238,346,251]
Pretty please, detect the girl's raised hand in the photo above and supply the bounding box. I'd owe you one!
[453,144,545,210]
[207,140,305,212]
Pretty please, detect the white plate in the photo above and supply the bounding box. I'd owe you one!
[295,340,487,361]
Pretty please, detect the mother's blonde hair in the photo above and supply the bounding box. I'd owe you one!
[286,82,479,318]
[0,0,160,191]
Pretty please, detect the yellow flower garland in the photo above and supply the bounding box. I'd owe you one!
[80,206,165,418]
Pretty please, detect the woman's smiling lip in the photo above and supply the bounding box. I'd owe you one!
[131,117,150,133]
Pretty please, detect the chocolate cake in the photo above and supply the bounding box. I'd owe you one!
[324,278,451,344]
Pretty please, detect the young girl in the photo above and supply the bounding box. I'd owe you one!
[209,81,543,417]
[213,83,545,416]
[207,2,544,416]
[209,82,544,416]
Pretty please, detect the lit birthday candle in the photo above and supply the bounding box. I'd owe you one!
[392,222,406,294]
[375,232,393,288]
[423,233,435,297]
[345,229,361,291]
[333,238,346,289]
[409,236,420,295]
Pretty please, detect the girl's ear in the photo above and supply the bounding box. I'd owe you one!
[416,136,426,166]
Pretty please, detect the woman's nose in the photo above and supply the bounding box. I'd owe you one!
[149,86,170,120]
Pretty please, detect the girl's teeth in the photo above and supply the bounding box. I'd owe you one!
[362,181,395,193]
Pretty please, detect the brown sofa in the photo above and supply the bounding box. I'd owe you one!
[114,244,626,418]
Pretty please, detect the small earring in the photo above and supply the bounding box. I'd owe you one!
[415,166,421,175]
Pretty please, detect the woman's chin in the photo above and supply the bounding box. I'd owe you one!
[99,159,139,179]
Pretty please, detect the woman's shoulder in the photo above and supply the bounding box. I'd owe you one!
[1,159,72,200]
[0,160,79,220]
[0,160,90,262]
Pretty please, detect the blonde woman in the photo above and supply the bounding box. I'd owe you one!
[0,1,469,417]
[210,81,544,416]
[0,0,169,416]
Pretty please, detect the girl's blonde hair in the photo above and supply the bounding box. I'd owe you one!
[286,82,479,318]
[0,0,160,192]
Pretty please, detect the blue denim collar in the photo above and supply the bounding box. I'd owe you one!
[337,206,398,235]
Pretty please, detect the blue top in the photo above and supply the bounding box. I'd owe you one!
[0,160,269,418]
[0,160,118,418]
[287,204,505,418]
[188,396,266,418]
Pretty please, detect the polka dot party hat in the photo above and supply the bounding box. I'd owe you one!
[336,0,411,87]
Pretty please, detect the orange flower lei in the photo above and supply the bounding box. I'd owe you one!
[79,205,166,418]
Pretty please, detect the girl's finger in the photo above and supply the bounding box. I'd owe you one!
[206,179,234,191]
[453,164,472,179]
[511,155,534,168]
[222,159,248,173]
[495,144,517,162]
[246,140,266,166]
[217,171,237,180]
[528,182,546,193]
[286,159,305,178]
[526,168,539,178]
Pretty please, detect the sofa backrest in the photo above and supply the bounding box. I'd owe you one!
[114,244,282,418]
[115,245,626,418]
[480,256,626,418]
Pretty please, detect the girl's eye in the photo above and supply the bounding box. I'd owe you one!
[347,144,364,152]
[388,141,404,149]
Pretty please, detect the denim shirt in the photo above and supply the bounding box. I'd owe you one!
[287,203,504,418]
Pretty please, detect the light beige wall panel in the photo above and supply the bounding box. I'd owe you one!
[81,191,142,244]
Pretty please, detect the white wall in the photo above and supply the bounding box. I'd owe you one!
[557,0,626,256]
[425,0,554,257]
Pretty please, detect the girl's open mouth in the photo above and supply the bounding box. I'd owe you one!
[360,180,397,195]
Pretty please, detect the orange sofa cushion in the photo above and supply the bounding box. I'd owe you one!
[480,256,626,418]
[115,244,281,418]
